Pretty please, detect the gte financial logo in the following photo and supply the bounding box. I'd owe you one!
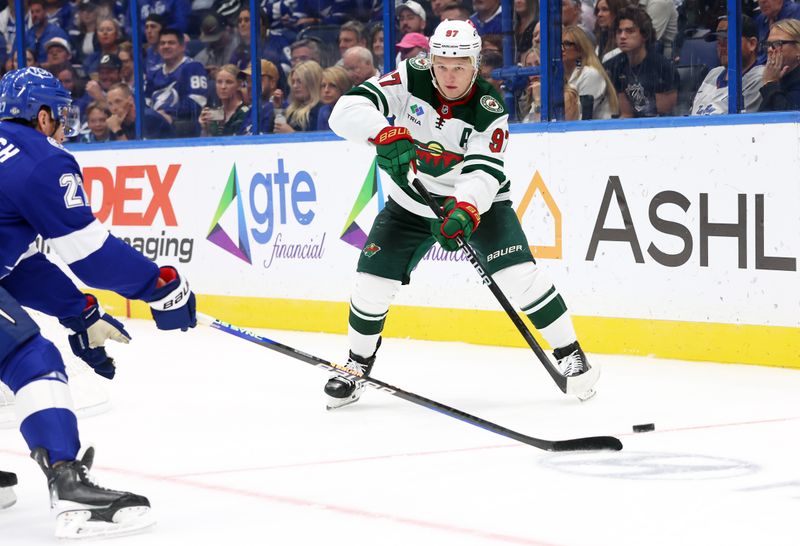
[81,164,195,263]
[586,176,796,271]
[207,159,322,268]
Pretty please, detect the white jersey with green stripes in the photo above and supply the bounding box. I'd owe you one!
[329,57,512,218]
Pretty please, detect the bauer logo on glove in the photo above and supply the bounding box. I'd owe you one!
[370,125,417,189]
[147,266,197,331]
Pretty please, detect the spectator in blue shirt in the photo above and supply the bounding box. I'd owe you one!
[229,8,290,86]
[237,59,280,135]
[26,0,69,63]
[139,0,190,35]
[145,28,209,136]
[143,13,164,73]
[327,0,379,25]
[45,0,74,31]
[470,0,502,35]
[755,0,800,63]
[287,0,331,33]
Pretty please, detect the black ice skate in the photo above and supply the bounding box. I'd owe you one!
[32,446,155,539]
[0,470,17,509]
[324,341,380,410]
[553,341,600,402]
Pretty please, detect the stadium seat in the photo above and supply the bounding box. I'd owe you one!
[676,63,709,116]
[676,36,720,70]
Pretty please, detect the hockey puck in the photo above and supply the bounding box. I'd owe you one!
[632,423,655,433]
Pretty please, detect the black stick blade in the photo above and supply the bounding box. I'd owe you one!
[202,315,624,454]
[548,436,623,452]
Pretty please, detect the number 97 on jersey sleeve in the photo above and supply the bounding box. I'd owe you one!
[488,128,509,153]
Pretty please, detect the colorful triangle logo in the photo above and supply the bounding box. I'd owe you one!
[340,158,385,250]
[207,164,252,264]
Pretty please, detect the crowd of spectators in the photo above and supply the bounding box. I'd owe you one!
[0,0,799,143]
[516,0,800,120]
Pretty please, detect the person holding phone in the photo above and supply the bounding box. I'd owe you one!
[199,64,250,136]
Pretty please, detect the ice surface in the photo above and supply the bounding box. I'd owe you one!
[1,318,798,545]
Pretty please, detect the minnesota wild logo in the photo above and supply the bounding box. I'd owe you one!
[409,57,431,70]
[480,95,504,113]
[415,141,464,177]
[363,242,381,257]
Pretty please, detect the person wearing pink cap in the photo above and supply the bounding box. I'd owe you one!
[396,32,429,61]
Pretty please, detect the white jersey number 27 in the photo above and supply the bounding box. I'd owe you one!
[59,173,89,209]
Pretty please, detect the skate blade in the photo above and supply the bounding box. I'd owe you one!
[0,487,16,509]
[326,395,360,410]
[55,506,155,540]
[576,388,596,402]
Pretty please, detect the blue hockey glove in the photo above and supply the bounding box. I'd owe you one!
[59,294,131,380]
[432,197,481,252]
[148,266,197,331]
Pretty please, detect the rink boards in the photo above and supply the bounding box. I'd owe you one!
[64,117,800,368]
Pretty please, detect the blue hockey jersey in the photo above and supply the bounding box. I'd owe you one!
[139,0,190,34]
[0,121,160,317]
[145,57,208,122]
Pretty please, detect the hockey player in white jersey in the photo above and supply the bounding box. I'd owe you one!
[326,19,599,409]
[0,67,197,538]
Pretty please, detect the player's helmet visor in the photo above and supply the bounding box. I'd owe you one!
[57,102,81,137]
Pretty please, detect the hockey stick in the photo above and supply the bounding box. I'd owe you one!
[412,179,591,396]
[197,313,622,452]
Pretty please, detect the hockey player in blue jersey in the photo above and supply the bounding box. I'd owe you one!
[0,66,197,538]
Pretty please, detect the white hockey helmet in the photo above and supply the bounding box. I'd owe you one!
[429,19,482,69]
[428,19,482,99]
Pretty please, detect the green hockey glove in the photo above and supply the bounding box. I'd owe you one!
[432,197,481,252]
[370,126,416,188]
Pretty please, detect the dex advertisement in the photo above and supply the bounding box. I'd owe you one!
[69,121,800,332]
